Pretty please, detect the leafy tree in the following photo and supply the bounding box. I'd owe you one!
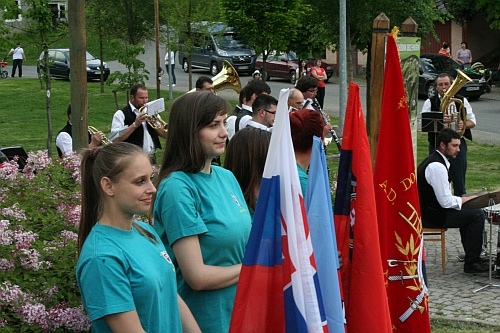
[221,0,306,80]
[87,0,157,88]
[160,0,222,89]
[477,0,500,29]
[19,0,67,157]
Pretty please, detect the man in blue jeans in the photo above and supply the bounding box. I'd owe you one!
[164,49,176,86]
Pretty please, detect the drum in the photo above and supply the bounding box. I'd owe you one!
[483,204,500,225]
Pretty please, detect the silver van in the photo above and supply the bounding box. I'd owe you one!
[178,23,256,76]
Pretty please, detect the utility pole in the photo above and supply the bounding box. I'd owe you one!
[155,0,161,99]
[68,0,88,151]
[339,0,347,132]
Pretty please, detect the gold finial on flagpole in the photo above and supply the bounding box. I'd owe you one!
[390,26,400,41]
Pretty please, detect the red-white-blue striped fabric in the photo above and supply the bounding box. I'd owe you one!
[229,89,328,333]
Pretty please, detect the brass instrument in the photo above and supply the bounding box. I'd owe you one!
[138,105,169,133]
[188,60,242,94]
[440,70,472,137]
[88,126,111,145]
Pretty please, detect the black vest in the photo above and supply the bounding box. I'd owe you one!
[417,151,451,227]
[56,122,91,158]
[427,94,472,146]
[235,108,253,132]
[120,105,161,150]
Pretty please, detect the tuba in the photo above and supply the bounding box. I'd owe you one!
[440,70,472,137]
[88,126,112,145]
[188,60,242,94]
[138,105,168,133]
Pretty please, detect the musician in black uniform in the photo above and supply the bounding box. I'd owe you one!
[421,73,476,196]
[417,128,487,274]
[110,84,167,164]
[56,104,104,157]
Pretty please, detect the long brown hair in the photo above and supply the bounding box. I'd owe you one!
[157,92,230,179]
[78,142,157,253]
[224,127,271,211]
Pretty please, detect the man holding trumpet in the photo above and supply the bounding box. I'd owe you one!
[110,84,167,164]
[56,104,105,158]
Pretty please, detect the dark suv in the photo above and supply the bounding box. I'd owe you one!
[256,51,334,84]
[419,54,487,101]
[37,49,110,81]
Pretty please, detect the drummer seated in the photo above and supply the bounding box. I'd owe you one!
[417,128,488,274]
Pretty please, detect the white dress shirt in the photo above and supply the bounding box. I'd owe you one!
[246,120,272,132]
[226,104,253,140]
[421,96,476,136]
[55,131,73,155]
[111,102,156,154]
[424,150,463,210]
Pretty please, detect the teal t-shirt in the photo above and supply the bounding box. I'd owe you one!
[76,222,181,333]
[154,166,252,333]
[298,163,308,197]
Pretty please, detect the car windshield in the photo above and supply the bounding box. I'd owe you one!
[421,56,461,72]
[214,33,247,49]
[287,51,298,61]
[85,51,96,61]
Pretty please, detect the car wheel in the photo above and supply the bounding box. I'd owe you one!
[426,83,436,99]
[290,71,296,85]
[325,76,330,83]
[211,62,219,76]
[1,70,7,79]
[183,59,189,73]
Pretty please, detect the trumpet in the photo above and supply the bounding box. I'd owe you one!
[138,105,168,133]
[88,126,112,145]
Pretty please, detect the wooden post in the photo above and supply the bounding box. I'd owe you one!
[68,0,88,152]
[401,17,419,167]
[368,13,390,163]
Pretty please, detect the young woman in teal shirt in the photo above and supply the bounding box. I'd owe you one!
[152,92,252,333]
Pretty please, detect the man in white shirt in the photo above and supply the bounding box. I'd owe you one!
[246,94,277,131]
[421,73,476,196]
[110,84,167,164]
[226,80,271,140]
[7,42,26,78]
[417,128,487,274]
[56,105,104,157]
[164,49,176,86]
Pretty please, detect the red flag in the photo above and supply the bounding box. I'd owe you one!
[373,35,431,332]
[333,83,392,333]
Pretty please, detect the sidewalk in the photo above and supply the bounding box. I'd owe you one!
[424,224,500,326]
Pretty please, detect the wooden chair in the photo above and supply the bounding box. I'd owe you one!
[423,228,447,273]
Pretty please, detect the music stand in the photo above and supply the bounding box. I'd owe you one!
[473,195,500,293]
[0,146,28,170]
[421,112,444,133]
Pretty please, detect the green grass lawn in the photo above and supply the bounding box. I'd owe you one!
[1,78,499,194]
[0,78,499,332]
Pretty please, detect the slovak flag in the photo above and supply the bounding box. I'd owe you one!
[229,88,328,333]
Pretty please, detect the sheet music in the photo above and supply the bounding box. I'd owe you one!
[146,98,165,116]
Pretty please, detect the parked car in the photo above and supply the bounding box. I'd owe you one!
[256,51,334,84]
[178,22,256,76]
[37,49,110,81]
[418,54,487,101]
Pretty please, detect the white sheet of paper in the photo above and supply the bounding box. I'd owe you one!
[146,98,165,116]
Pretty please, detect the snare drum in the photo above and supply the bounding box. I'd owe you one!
[483,204,500,225]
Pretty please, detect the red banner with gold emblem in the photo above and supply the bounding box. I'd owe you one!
[373,35,431,332]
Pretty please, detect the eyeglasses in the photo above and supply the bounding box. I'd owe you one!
[307,88,318,93]
[263,109,276,115]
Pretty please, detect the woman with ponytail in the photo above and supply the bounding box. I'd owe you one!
[77,142,199,333]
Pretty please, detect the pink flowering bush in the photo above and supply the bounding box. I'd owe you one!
[0,151,91,332]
